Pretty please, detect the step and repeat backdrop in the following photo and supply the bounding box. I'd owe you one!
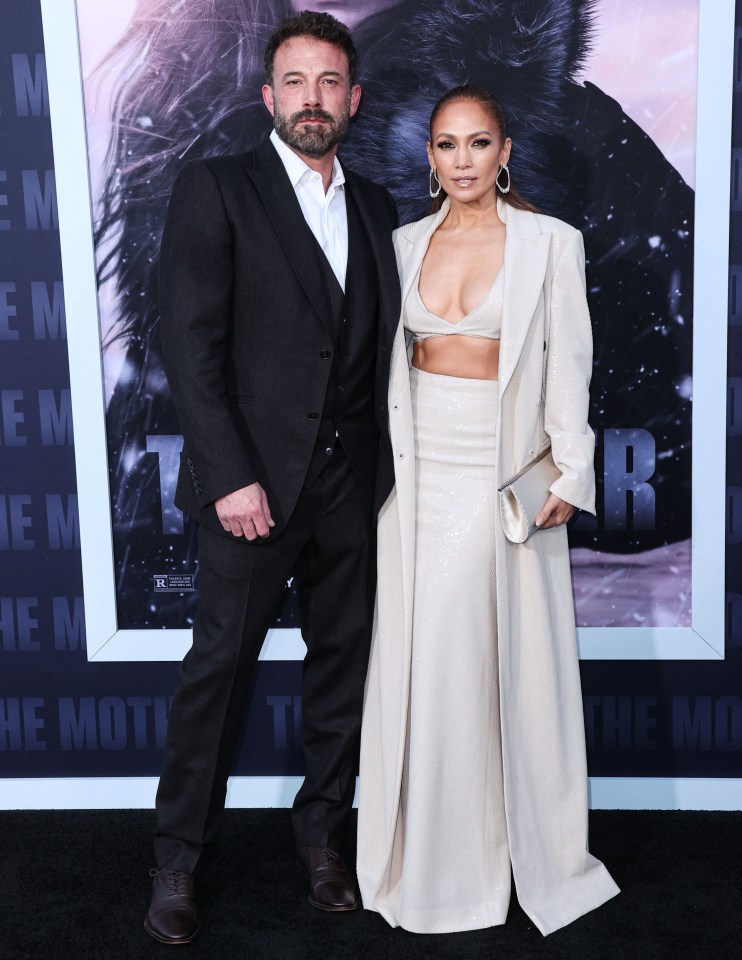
[0,0,739,807]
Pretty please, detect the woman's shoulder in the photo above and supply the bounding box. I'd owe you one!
[531,210,582,240]
[508,206,584,259]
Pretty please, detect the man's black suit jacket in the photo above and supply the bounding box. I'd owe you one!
[158,137,400,539]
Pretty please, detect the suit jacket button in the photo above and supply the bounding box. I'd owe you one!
[308,412,318,420]
[320,350,331,359]
[337,385,345,392]
[325,447,333,456]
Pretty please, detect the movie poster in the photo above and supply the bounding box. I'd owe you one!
[75,0,698,635]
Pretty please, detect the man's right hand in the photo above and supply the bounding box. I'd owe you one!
[215,483,275,541]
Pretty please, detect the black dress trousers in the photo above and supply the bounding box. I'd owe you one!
[154,446,375,873]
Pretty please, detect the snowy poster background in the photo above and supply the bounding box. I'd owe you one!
[76,0,698,632]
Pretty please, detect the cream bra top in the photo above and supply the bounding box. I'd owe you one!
[404,263,504,342]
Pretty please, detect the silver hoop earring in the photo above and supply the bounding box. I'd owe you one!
[429,168,441,198]
[497,163,511,195]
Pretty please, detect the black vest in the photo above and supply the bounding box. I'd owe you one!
[304,188,380,487]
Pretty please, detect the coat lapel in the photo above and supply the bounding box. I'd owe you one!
[392,198,551,398]
[498,200,552,393]
[388,202,450,404]
[344,170,400,349]
[244,139,333,333]
[396,201,451,311]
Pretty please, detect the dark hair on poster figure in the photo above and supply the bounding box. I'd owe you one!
[428,84,540,215]
[263,10,358,85]
[95,3,355,351]
[94,0,292,349]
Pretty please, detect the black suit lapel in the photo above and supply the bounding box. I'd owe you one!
[344,170,399,348]
[345,190,376,307]
[244,139,334,334]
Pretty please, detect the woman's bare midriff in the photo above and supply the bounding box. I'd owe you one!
[412,335,500,381]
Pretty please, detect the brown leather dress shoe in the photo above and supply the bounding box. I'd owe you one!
[144,868,201,944]
[297,847,359,912]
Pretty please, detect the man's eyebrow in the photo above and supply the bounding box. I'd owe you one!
[280,69,344,79]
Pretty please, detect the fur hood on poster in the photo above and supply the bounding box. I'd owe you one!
[347,0,596,221]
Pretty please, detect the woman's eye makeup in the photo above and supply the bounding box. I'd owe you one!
[434,137,493,149]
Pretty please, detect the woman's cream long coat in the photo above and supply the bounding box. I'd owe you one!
[358,199,620,936]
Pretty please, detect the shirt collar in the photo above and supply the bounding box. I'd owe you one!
[270,128,345,191]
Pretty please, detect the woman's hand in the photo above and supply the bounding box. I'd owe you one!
[534,494,576,530]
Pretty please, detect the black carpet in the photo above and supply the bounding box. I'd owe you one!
[2,810,740,959]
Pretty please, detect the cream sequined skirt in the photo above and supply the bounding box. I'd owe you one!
[391,367,510,934]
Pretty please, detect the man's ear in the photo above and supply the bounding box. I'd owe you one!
[262,84,275,116]
[349,83,362,118]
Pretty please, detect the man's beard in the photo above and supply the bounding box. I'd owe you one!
[273,105,350,158]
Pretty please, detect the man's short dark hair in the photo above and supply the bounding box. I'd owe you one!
[264,11,358,87]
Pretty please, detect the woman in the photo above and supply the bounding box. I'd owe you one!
[357,86,619,936]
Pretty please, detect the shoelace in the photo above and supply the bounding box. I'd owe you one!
[150,868,191,897]
[318,848,341,868]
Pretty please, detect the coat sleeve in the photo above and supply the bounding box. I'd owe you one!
[544,227,597,514]
[159,160,258,507]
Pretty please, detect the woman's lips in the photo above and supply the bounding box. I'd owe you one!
[452,177,476,186]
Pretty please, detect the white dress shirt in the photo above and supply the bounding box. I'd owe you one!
[270,129,348,291]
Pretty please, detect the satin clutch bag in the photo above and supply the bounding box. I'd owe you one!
[498,447,561,543]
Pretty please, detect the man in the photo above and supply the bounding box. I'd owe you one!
[144,11,399,944]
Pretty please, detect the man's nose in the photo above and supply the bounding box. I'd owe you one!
[303,82,321,106]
